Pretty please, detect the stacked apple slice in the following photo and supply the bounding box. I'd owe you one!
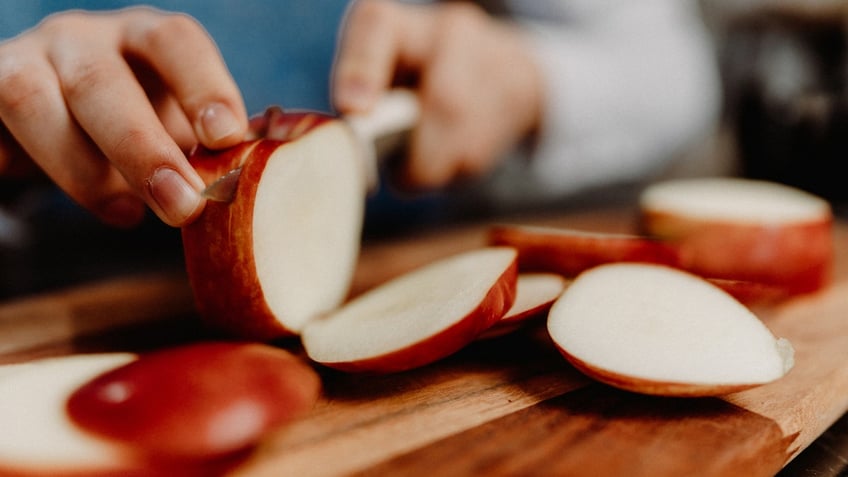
[639,177,834,294]
[0,342,320,476]
[491,177,834,304]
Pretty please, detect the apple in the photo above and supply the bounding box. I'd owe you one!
[639,177,834,294]
[301,247,518,373]
[478,273,569,339]
[66,342,320,461]
[548,263,795,397]
[0,342,320,476]
[0,353,145,476]
[488,224,680,277]
[182,111,368,340]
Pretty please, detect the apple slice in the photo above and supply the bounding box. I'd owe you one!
[639,177,834,294]
[479,273,569,339]
[301,247,518,373]
[66,342,320,461]
[182,116,368,340]
[548,263,795,397]
[0,353,143,476]
[488,224,680,278]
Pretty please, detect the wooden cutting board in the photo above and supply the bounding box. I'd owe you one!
[1,207,846,476]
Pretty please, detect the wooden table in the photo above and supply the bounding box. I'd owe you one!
[1,207,847,476]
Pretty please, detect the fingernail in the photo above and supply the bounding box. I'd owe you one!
[198,102,241,144]
[148,167,202,226]
[98,194,146,228]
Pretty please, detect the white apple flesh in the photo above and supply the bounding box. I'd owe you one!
[548,263,795,397]
[182,119,367,340]
[639,177,833,294]
[302,247,519,373]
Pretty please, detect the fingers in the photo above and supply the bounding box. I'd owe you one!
[0,47,148,227]
[333,1,542,191]
[0,7,248,227]
[333,0,436,113]
[121,8,247,149]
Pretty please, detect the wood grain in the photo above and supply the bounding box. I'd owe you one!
[0,207,846,476]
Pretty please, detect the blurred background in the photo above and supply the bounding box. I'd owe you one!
[2,0,848,299]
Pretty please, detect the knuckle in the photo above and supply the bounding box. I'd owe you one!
[135,12,205,52]
[59,57,114,101]
[0,57,50,116]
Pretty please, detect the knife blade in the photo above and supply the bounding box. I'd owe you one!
[200,90,420,202]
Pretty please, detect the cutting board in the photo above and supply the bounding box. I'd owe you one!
[1,207,846,476]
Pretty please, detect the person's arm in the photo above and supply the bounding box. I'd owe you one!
[0,6,248,227]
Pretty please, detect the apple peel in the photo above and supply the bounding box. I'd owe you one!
[479,273,568,339]
[66,342,320,461]
[302,247,519,373]
[548,263,794,397]
[488,224,680,278]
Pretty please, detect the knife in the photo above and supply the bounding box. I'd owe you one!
[201,90,420,202]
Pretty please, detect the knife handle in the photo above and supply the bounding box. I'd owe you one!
[345,89,420,191]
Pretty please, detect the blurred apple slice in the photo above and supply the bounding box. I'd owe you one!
[479,273,569,339]
[640,177,833,294]
[0,353,142,476]
[182,115,367,340]
[302,247,518,373]
[488,224,680,277]
[548,263,795,397]
[66,342,320,461]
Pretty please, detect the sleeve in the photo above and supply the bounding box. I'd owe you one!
[481,0,722,204]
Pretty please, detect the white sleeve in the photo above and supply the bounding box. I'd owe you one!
[481,0,722,203]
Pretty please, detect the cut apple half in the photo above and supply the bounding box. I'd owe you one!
[302,247,519,373]
[66,342,320,461]
[182,117,367,340]
[0,353,142,476]
[548,263,795,397]
[479,273,569,339]
[639,177,834,294]
[488,224,680,278]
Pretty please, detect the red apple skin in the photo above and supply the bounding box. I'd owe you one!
[188,140,259,188]
[182,113,336,340]
[318,258,519,373]
[488,225,681,278]
[641,210,834,294]
[66,342,320,461]
[183,140,289,339]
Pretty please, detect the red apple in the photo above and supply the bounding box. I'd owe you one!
[547,263,795,397]
[478,273,569,339]
[639,177,834,294]
[488,224,680,277]
[182,112,368,340]
[66,342,320,461]
[301,247,518,373]
[0,353,144,476]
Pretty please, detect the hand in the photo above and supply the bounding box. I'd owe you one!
[332,0,543,191]
[0,7,248,227]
